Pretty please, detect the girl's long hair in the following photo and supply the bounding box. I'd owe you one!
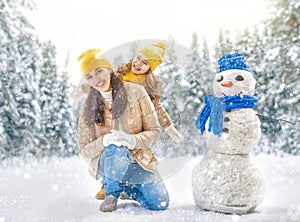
[84,72,127,126]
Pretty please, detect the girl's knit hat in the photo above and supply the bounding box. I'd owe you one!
[77,49,112,76]
[137,42,166,72]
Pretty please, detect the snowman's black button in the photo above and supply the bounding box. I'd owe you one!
[223,128,229,133]
[224,117,230,122]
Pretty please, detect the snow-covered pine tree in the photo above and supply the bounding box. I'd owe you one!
[155,37,189,156]
[0,0,76,162]
[213,29,234,64]
[257,0,299,154]
[185,33,207,109]
[129,40,140,60]
[112,54,123,68]
[0,0,42,160]
[183,33,214,155]
[38,41,76,157]
[233,29,253,56]
[199,36,215,95]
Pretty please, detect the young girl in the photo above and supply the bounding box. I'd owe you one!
[117,42,183,143]
[77,49,169,212]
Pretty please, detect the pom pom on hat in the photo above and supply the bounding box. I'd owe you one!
[137,42,166,71]
[218,52,250,73]
[77,49,112,76]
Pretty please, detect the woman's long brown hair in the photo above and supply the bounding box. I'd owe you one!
[84,72,127,126]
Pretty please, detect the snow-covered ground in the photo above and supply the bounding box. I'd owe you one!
[1,154,300,222]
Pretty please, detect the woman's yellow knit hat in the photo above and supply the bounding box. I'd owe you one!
[137,42,166,72]
[77,49,112,76]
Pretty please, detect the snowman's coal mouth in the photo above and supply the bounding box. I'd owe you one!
[222,92,244,96]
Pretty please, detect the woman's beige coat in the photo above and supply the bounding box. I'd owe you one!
[77,82,161,179]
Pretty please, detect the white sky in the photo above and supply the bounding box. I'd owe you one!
[29,0,270,85]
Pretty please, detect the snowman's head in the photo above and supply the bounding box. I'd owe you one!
[213,53,256,97]
[213,69,256,97]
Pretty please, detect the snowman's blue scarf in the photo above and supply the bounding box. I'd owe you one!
[195,95,258,137]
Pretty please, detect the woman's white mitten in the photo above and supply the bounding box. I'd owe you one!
[111,130,136,150]
[103,133,122,147]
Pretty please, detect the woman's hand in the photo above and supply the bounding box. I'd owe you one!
[103,130,136,150]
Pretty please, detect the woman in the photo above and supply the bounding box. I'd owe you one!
[95,42,184,200]
[77,49,169,212]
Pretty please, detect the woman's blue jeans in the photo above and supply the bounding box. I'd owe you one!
[98,144,169,211]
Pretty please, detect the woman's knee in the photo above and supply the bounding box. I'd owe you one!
[142,187,170,211]
[145,194,169,211]
[100,144,130,179]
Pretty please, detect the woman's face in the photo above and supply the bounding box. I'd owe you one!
[131,53,150,74]
[85,68,111,92]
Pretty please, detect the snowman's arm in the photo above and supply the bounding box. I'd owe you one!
[256,113,295,125]
[256,113,295,134]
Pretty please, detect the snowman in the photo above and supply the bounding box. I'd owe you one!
[192,53,265,214]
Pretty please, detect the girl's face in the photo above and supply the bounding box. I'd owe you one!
[85,68,111,92]
[131,53,150,74]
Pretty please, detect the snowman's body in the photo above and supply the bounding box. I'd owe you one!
[193,54,265,214]
[206,108,261,154]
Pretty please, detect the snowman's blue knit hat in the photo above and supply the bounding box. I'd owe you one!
[217,52,250,73]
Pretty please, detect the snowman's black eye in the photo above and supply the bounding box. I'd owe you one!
[235,75,244,81]
[217,75,223,82]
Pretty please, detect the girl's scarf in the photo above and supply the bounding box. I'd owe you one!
[122,71,146,85]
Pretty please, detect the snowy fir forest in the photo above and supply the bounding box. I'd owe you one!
[0,0,300,221]
[1,0,299,163]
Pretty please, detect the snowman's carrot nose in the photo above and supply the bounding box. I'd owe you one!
[221,81,233,87]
